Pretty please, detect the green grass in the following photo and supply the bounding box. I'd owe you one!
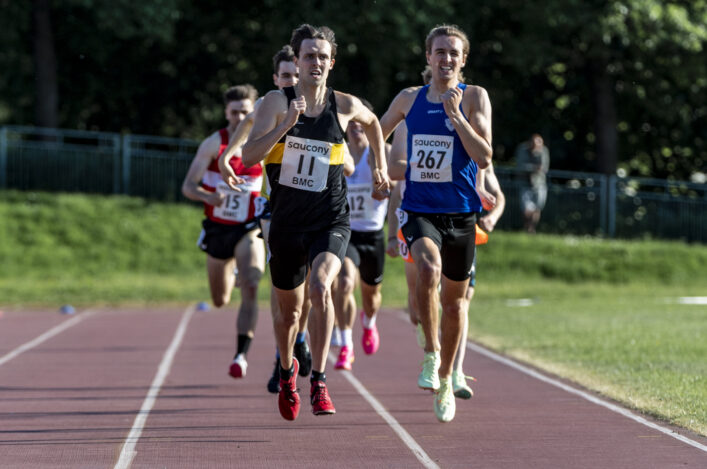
[1,190,706,436]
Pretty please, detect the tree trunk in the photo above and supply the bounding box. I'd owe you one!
[589,58,618,175]
[32,0,58,128]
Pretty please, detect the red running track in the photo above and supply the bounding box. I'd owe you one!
[0,305,705,468]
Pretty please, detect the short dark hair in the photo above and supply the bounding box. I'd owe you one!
[223,84,258,105]
[290,24,337,59]
[425,24,470,57]
[272,45,296,74]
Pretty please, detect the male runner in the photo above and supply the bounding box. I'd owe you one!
[218,45,314,393]
[380,24,492,422]
[333,101,391,371]
[242,24,390,421]
[181,84,264,380]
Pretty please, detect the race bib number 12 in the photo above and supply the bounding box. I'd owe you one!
[410,134,454,183]
[280,136,331,192]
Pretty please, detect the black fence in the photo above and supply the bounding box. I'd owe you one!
[2,125,705,243]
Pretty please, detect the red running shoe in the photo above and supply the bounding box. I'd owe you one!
[278,358,300,421]
[361,311,380,355]
[310,380,336,415]
[334,345,354,370]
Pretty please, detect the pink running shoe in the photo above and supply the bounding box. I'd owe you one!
[334,345,354,370]
[361,311,380,355]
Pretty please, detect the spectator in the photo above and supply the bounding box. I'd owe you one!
[515,133,549,233]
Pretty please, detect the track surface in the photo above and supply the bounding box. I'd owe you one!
[0,305,705,468]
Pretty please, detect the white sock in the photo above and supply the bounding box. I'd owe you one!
[342,328,353,346]
[362,312,376,329]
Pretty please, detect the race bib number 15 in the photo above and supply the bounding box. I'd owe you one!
[213,182,250,222]
[410,134,454,183]
[280,136,331,192]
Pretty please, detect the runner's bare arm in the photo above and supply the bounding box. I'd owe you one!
[219,99,264,187]
[386,182,403,258]
[343,144,355,176]
[242,91,303,167]
[388,122,408,181]
[441,85,492,169]
[478,163,506,232]
[338,92,391,198]
[476,168,496,210]
[181,133,225,206]
[379,87,419,141]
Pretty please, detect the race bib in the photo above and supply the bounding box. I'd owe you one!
[253,196,269,218]
[395,208,408,228]
[410,134,453,183]
[213,182,250,222]
[397,228,413,263]
[280,136,331,192]
[347,182,374,221]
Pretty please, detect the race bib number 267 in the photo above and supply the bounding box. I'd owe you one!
[410,134,454,183]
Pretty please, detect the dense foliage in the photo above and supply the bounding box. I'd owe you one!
[1,0,705,179]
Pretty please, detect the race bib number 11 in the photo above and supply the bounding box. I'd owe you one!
[410,134,454,183]
[280,136,331,192]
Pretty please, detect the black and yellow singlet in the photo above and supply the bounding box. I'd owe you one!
[265,86,349,232]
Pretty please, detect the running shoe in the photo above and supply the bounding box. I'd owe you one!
[278,358,300,421]
[334,345,355,370]
[310,380,336,415]
[361,311,380,355]
[416,323,426,349]
[293,340,313,377]
[228,354,247,379]
[267,360,280,394]
[434,377,456,422]
[452,370,475,400]
[418,351,440,391]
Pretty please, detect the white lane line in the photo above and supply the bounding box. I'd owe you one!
[0,310,97,367]
[466,342,707,453]
[393,309,707,453]
[675,297,707,305]
[327,354,440,469]
[114,305,195,469]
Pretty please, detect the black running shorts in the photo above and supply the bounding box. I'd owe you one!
[268,221,351,290]
[345,229,386,285]
[401,212,478,281]
[197,218,259,260]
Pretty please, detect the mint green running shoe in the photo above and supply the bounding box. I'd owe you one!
[417,351,440,391]
[434,377,456,422]
[452,370,475,399]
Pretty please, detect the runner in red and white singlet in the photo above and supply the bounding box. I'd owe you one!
[181,84,265,381]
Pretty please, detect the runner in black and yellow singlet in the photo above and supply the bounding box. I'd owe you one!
[242,24,390,422]
[218,46,315,394]
[265,85,348,233]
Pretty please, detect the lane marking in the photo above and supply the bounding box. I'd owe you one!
[466,342,707,453]
[327,354,440,469]
[674,296,707,305]
[114,305,195,469]
[0,310,97,367]
[393,310,706,453]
